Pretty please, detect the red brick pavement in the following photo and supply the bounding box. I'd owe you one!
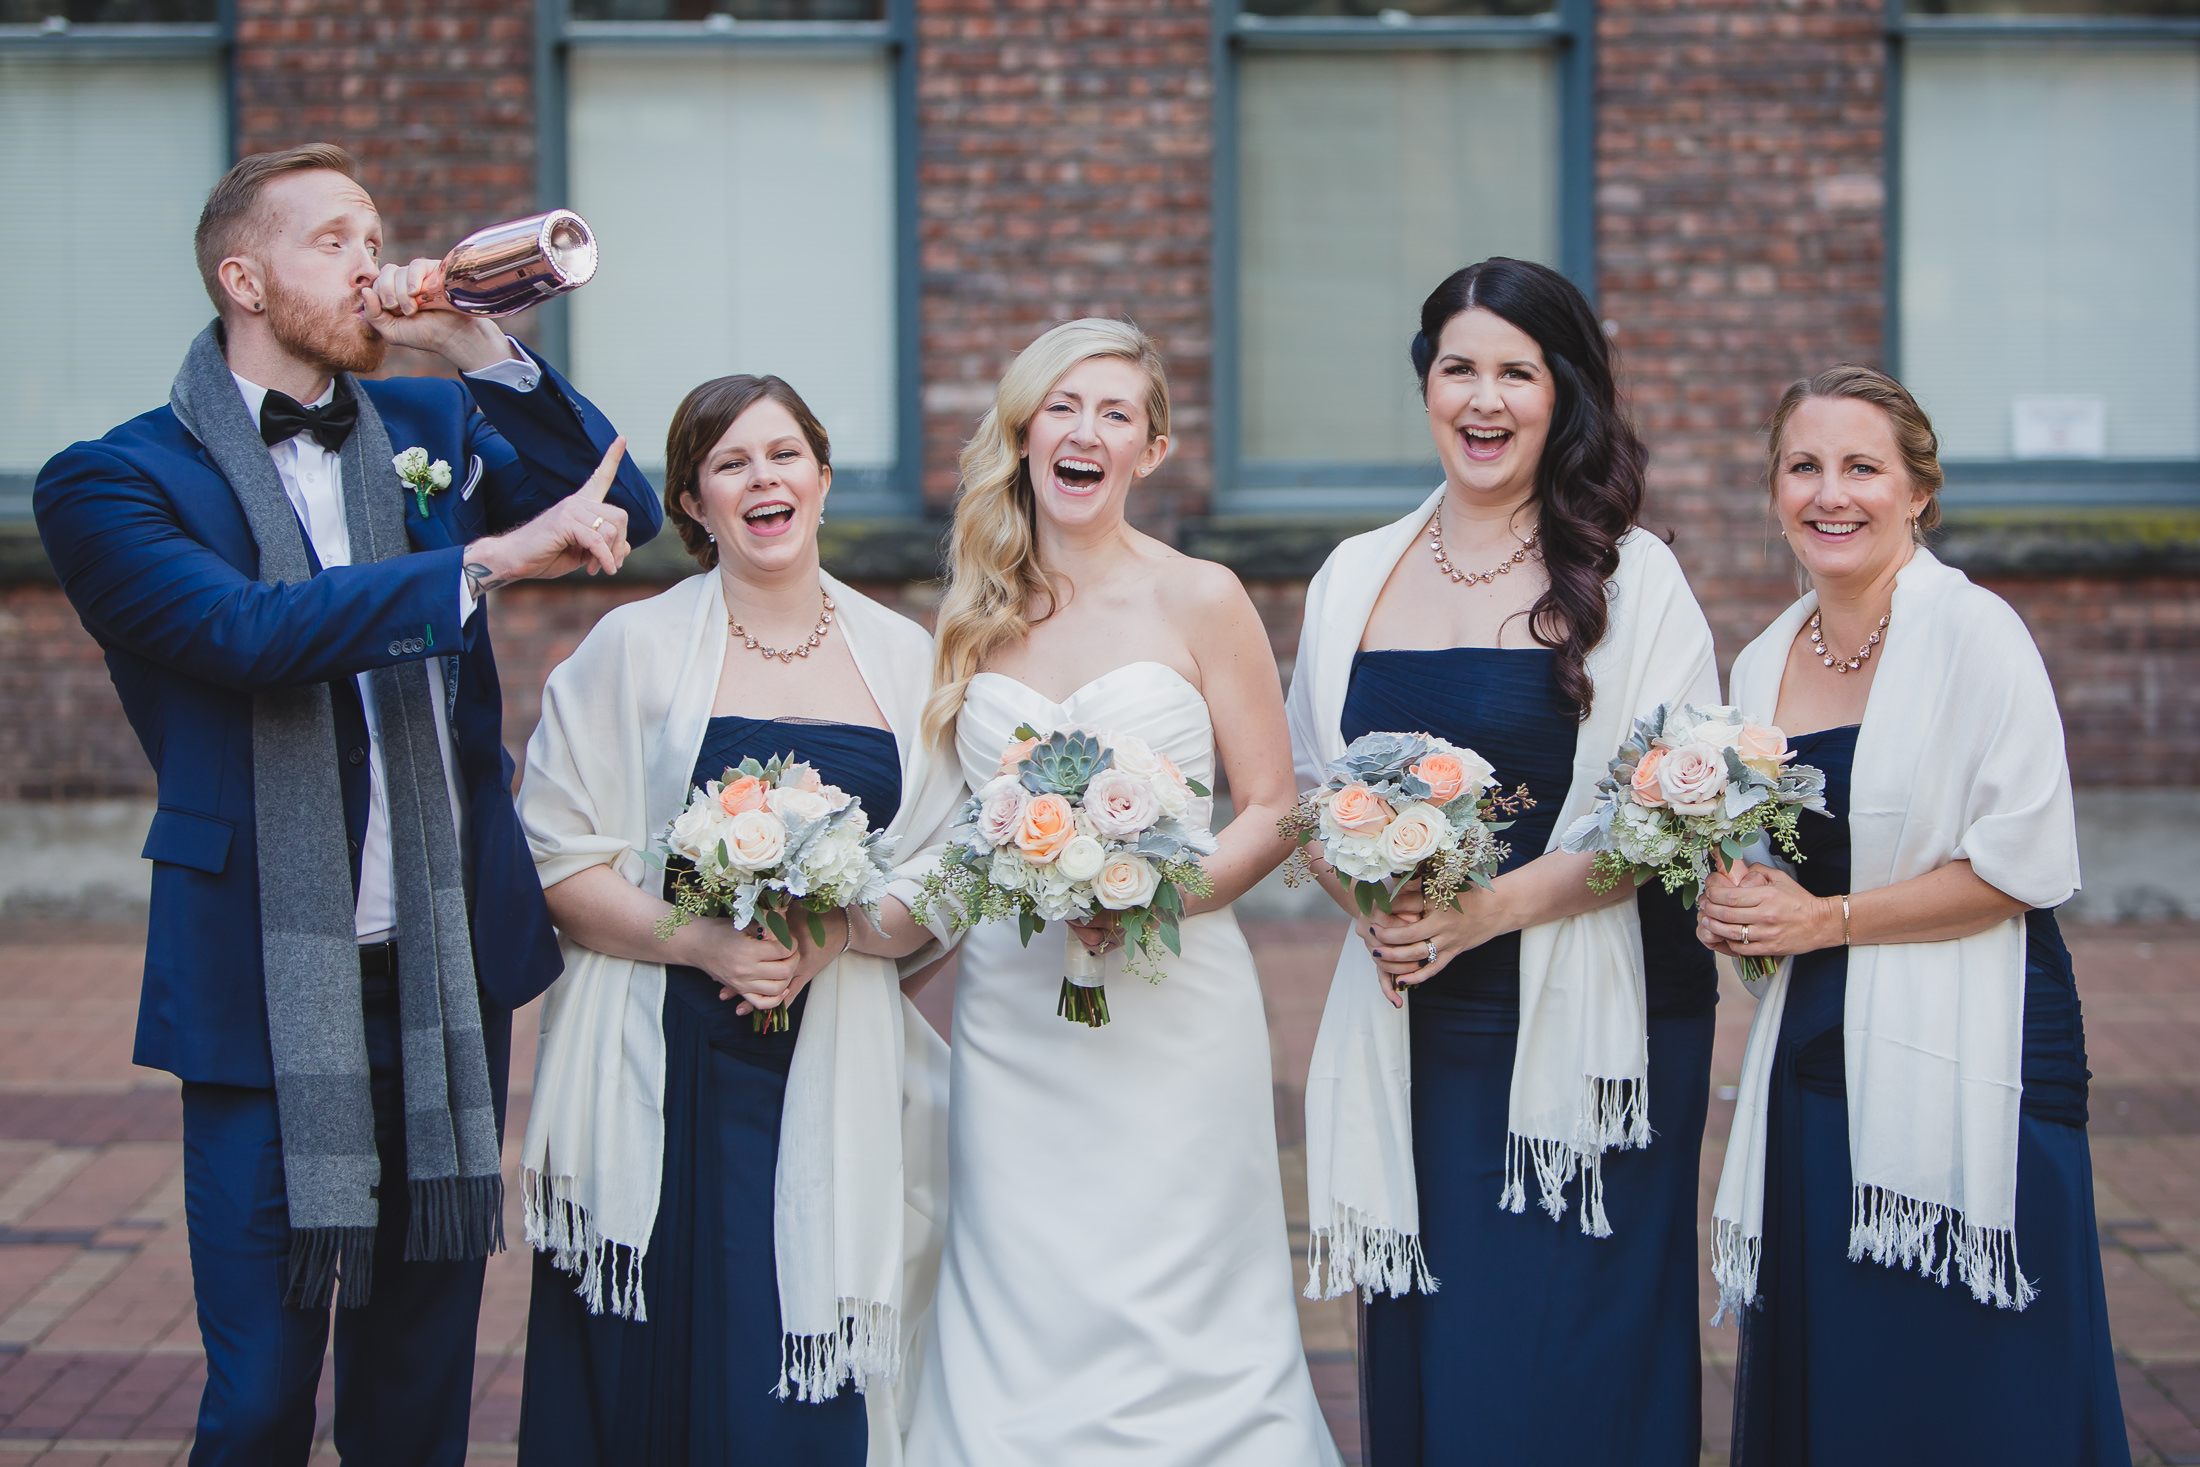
[4,922,2198,1464]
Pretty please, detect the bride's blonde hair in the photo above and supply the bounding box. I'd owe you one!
[922,318,1172,750]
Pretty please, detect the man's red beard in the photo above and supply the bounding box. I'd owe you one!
[263,271,387,377]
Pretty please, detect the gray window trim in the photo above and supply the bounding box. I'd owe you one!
[532,0,921,518]
[1210,0,1595,517]
[1887,0,2200,510]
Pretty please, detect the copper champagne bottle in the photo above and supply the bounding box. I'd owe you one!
[423,210,598,318]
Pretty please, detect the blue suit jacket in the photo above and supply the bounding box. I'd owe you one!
[35,346,662,1088]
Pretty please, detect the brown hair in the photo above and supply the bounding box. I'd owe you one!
[194,143,362,316]
[663,375,833,569]
[1765,364,1944,538]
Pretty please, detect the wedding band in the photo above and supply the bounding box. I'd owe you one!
[590,515,605,530]
[1741,925,1753,946]
[1424,940,1437,964]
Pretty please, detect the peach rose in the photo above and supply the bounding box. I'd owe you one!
[998,736,1041,778]
[1013,792,1077,863]
[777,761,824,793]
[718,775,768,817]
[1412,753,1468,805]
[1628,747,1668,808]
[1326,782,1395,838]
[1735,723,1792,781]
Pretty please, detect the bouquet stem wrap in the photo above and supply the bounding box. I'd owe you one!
[1058,933,1110,1027]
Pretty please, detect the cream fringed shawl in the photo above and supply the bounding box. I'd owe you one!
[1288,488,1718,1299]
[516,569,965,1421]
[1712,549,2080,1320]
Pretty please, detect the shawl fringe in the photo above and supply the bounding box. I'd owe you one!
[1709,1217,1760,1327]
[1303,1202,1436,1302]
[1498,1075,1651,1237]
[775,1300,902,1403]
[1849,1184,2037,1312]
[524,1166,649,1322]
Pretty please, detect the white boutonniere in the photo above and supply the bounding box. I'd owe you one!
[393,446,454,518]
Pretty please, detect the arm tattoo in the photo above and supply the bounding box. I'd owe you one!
[463,560,512,596]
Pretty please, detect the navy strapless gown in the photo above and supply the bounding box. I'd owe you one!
[1349,649,1717,1466]
[519,716,901,1467]
[1731,725,2128,1466]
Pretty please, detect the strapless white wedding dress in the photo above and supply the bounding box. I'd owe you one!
[903,663,1341,1467]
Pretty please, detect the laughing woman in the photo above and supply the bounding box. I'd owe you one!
[1288,258,1721,1465]
[1705,366,2126,1466]
[514,375,963,1466]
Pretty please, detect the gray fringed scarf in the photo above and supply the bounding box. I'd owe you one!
[170,322,504,1309]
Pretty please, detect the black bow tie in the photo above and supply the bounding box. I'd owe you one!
[259,387,358,453]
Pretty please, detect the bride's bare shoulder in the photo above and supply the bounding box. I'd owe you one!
[1141,541,1253,619]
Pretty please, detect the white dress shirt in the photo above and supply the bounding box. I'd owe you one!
[233,342,539,939]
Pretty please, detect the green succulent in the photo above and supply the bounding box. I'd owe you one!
[1014,724,1111,798]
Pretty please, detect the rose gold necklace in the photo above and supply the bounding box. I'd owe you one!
[728,592,835,664]
[1808,608,1888,674]
[1429,509,1537,586]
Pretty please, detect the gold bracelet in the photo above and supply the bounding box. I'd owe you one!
[1841,893,1852,947]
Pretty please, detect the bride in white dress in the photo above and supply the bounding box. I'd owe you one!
[902,320,1341,1467]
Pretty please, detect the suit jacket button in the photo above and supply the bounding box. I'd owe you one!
[387,640,403,656]
[348,746,367,766]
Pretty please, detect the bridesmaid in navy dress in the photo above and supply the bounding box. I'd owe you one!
[1285,259,1720,1465]
[1702,366,2126,1465]
[517,375,951,1465]
[1344,653,1714,1464]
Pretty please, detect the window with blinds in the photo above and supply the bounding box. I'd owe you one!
[563,47,898,488]
[1900,43,2200,464]
[0,55,225,484]
[1237,49,1559,468]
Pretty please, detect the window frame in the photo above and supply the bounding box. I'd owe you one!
[1887,0,2200,511]
[534,0,920,516]
[1209,0,1596,516]
[0,0,232,522]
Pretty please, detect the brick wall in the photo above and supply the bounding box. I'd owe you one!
[232,0,537,265]
[916,0,1213,530]
[4,0,2194,805]
[1595,0,1889,664]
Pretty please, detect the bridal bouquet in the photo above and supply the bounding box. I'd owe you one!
[1558,702,1827,982]
[1279,730,1530,917]
[920,725,1217,1027]
[656,755,896,1032]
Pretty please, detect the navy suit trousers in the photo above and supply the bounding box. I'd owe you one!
[182,968,495,1466]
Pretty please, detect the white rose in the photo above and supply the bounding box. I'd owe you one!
[1378,804,1449,869]
[1107,733,1164,782]
[392,446,428,477]
[428,458,453,490]
[1655,743,1729,817]
[667,797,724,862]
[723,809,787,871]
[1082,768,1162,840]
[1055,834,1106,885]
[1150,755,1193,822]
[767,786,834,825]
[1095,852,1162,910]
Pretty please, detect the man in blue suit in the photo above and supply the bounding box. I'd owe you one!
[34,142,662,1465]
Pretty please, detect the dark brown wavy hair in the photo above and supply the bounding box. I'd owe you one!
[1411,258,1647,721]
[663,374,832,570]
